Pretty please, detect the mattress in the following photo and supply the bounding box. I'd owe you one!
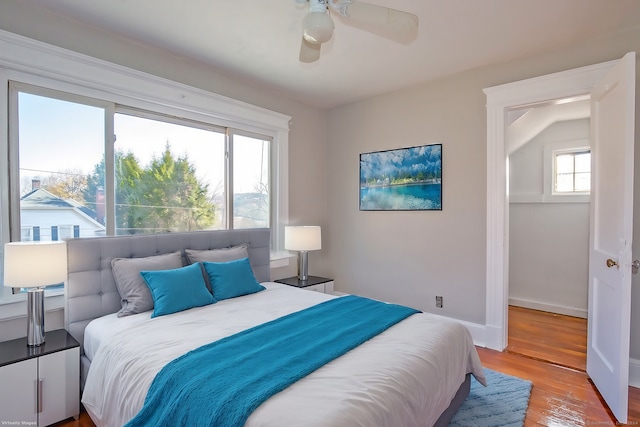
[83,312,139,362]
[82,282,485,427]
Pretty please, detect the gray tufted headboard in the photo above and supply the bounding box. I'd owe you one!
[64,228,271,358]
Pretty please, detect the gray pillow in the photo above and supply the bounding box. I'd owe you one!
[185,244,250,292]
[111,251,183,317]
[185,244,249,264]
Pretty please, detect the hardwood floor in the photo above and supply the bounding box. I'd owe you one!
[496,305,639,426]
[480,346,640,426]
[54,307,640,427]
[51,413,94,427]
[507,305,587,371]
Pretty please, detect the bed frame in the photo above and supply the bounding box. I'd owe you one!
[63,227,468,426]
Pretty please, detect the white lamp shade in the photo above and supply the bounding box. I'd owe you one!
[4,241,68,288]
[285,226,322,251]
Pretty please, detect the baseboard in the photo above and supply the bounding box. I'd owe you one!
[331,291,489,346]
[460,320,487,347]
[482,324,506,351]
[426,313,487,348]
[509,297,587,319]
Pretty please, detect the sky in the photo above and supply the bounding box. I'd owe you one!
[17,92,267,195]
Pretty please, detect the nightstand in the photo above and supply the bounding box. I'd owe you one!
[0,329,80,427]
[275,276,334,294]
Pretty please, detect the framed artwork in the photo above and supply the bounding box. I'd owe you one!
[359,144,442,211]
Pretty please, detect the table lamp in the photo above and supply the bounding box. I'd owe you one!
[284,226,321,282]
[4,241,68,346]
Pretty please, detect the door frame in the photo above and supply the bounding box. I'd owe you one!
[483,59,619,351]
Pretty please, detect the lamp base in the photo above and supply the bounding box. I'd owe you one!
[27,288,45,347]
[297,250,309,282]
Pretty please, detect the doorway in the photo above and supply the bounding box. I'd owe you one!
[482,58,618,352]
[485,53,636,423]
[505,98,590,371]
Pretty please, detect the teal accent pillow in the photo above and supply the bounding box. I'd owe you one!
[202,257,265,300]
[141,263,215,318]
[111,251,183,317]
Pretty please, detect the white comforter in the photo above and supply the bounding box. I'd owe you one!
[82,283,485,427]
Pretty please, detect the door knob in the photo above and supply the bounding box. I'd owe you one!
[606,258,618,268]
[632,259,640,275]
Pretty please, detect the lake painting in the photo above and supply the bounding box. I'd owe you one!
[359,144,442,211]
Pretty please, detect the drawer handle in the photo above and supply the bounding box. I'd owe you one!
[37,378,43,413]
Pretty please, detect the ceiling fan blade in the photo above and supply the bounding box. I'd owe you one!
[340,1,418,42]
[299,37,321,63]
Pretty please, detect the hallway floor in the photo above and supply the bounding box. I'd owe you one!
[507,305,587,371]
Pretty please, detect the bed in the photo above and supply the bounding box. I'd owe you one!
[64,228,485,427]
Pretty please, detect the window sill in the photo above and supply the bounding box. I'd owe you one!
[510,194,590,204]
[270,251,295,269]
[0,294,64,322]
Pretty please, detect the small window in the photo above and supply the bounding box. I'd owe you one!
[554,149,591,194]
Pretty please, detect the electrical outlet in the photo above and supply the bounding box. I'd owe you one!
[436,296,443,308]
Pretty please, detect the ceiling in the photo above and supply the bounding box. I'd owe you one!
[507,98,590,155]
[23,0,640,109]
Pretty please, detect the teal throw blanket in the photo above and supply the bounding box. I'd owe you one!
[125,295,419,427]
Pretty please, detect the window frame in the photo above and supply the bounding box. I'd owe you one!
[552,148,591,195]
[0,30,291,307]
[541,139,591,203]
[9,82,114,241]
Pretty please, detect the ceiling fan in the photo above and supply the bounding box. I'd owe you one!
[296,0,419,63]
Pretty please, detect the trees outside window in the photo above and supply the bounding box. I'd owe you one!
[84,146,217,234]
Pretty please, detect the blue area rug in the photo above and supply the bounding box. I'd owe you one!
[449,368,532,427]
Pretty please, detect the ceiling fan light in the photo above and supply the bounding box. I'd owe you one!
[302,12,335,44]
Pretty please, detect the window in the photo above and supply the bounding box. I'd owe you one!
[11,90,106,295]
[17,90,106,242]
[554,149,591,194]
[0,31,290,305]
[11,86,273,238]
[231,133,270,229]
[112,111,227,233]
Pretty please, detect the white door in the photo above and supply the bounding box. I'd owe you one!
[587,51,636,424]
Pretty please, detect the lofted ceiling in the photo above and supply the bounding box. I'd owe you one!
[19,0,640,109]
[507,98,591,155]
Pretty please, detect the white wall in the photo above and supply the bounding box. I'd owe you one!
[509,119,590,317]
[327,27,640,356]
[327,76,488,324]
